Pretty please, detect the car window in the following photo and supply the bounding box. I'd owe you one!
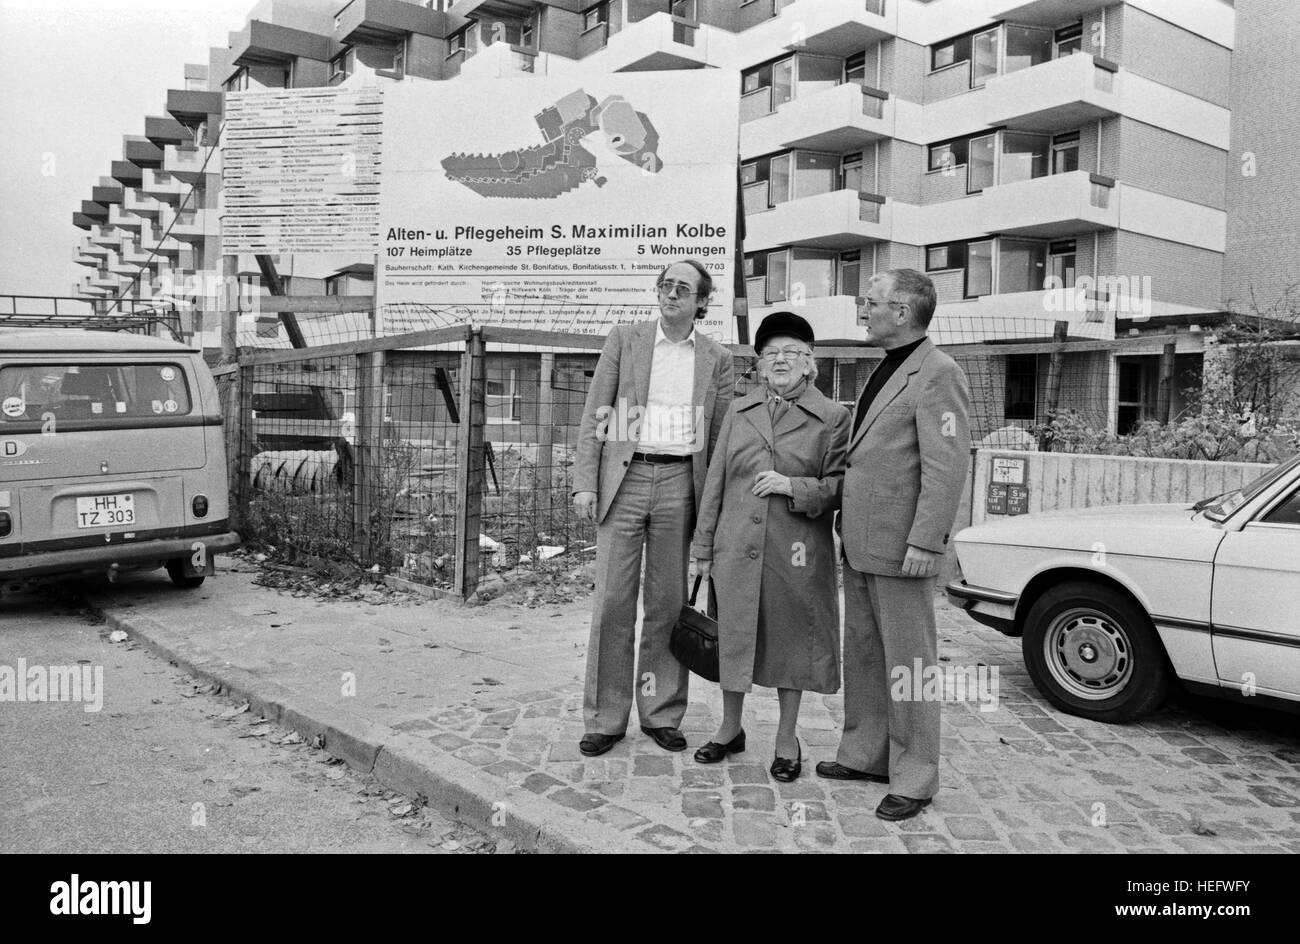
[1261,485,1300,527]
[0,363,192,423]
[1202,452,1300,522]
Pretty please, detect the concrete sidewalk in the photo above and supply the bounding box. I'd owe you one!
[87,558,1300,854]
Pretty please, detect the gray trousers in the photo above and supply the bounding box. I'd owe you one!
[583,460,692,734]
[837,567,941,800]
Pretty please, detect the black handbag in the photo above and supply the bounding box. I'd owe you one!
[670,574,720,683]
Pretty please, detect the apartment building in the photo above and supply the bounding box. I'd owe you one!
[73,0,1271,437]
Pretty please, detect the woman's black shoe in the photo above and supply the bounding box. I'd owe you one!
[770,739,802,782]
[693,729,746,764]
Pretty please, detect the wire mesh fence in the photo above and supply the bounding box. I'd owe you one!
[217,321,1126,598]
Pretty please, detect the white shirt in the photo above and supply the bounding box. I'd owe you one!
[638,321,697,456]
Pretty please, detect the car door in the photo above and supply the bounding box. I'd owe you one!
[1211,479,1300,698]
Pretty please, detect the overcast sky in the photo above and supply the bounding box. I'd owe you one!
[0,0,252,303]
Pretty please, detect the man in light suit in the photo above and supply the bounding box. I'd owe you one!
[572,259,734,756]
[816,268,971,821]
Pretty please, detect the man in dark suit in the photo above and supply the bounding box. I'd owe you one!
[572,259,734,756]
[816,268,971,821]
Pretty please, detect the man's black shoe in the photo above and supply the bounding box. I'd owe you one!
[875,793,932,821]
[578,732,624,757]
[640,725,687,752]
[814,761,889,783]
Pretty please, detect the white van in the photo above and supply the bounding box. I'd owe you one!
[0,329,240,588]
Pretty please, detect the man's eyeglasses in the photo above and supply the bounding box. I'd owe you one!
[759,347,811,362]
[656,280,699,300]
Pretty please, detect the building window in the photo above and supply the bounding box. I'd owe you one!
[928,138,968,173]
[968,133,996,192]
[1117,357,1158,434]
[486,369,521,423]
[1048,240,1077,289]
[840,251,862,297]
[741,56,794,119]
[840,155,863,192]
[966,239,994,297]
[971,27,999,87]
[1000,132,1050,185]
[1051,131,1080,174]
[1055,21,1084,57]
[224,67,249,93]
[582,2,609,32]
[1004,25,1052,74]
[392,37,406,75]
[845,51,867,85]
[931,33,972,71]
[998,238,1048,294]
[925,242,966,272]
[741,153,792,212]
[447,24,471,57]
[330,48,354,83]
[1004,354,1038,420]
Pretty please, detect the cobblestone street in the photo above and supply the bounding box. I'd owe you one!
[71,564,1300,854]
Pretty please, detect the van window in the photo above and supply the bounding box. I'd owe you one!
[0,362,192,424]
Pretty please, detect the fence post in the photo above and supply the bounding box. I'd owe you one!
[538,351,555,519]
[1157,334,1177,424]
[455,329,488,598]
[233,363,255,529]
[353,351,385,563]
[1038,320,1069,451]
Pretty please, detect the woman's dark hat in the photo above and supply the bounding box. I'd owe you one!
[754,311,815,354]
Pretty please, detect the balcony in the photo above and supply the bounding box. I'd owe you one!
[166,89,223,125]
[108,205,144,231]
[124,187,163,220]
[73,243,101,268]
[164,145,209,185]
[121,239,152,266]
[90,225,119,248]
[334,0,441,45]
[747,0,892,60]
[229,20,333,70]
[983,170,1118,239]
[748,295,865,345]
[92,184,123,206]
[107,251,136,278]
[80,200,109,223]
[79,236,109,258]
[145,115,192,148]
[930,288,1114,345]
[72,212,96,231]
[983,52,1119,133]
[166,208,208,244]
[141,168,186,202]
[77,277,113,298]
[124,138,165,169]
[741,81,890,157]
[745,188,890,252]
[141,230,182,257]
[605,12,711,72]
[110,160,142,187]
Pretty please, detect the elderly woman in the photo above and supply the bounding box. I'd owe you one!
[689,312,851,781]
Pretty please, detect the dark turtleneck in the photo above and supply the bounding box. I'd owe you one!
[853,336,926,437]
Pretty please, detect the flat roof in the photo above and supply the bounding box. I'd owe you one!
[0,329,196,354]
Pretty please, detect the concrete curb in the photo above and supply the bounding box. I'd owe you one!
[91,597,657,854]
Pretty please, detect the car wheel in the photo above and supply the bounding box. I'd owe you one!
[1022,580,1169,723]
[166,558,205,589]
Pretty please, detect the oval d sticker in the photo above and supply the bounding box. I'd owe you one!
[2,439,28,458]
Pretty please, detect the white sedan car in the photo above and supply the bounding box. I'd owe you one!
[947,452,1300,722]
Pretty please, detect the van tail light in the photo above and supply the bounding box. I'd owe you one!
[192,496,209,518]
[0,511,11,538]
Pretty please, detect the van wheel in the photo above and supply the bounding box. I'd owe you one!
[166,559,205,589]
[1022,581,1169,723]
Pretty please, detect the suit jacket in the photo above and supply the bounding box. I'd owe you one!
[840,337,971,577]
[574,319,734,525]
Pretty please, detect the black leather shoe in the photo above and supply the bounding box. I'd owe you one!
[578,732,624,757]
[814,761,889,783]
[693,729,746,764]
[640,725,687,752]
[770,739,802,783]
[875,793,932,821]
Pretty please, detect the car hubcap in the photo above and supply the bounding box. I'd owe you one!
[1044,609,1132,700]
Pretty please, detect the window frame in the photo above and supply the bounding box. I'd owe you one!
[582,1,609,33]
